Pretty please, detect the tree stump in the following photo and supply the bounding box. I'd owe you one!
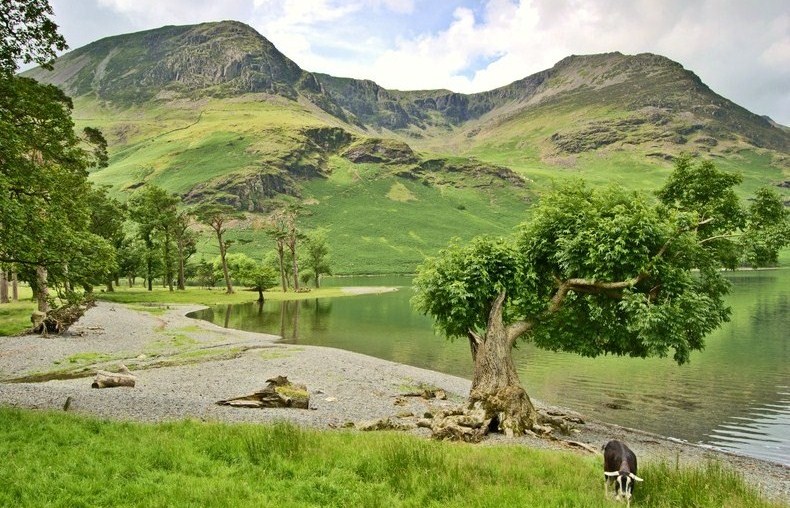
[216,375,309,409]
[92,364,136,388]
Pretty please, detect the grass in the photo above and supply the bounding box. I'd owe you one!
[0,407,781,507]
[95,285,352,306]
[61,352,112,365]
[294,157,530,273]
[0,286,35,336]
[0,300,35,336]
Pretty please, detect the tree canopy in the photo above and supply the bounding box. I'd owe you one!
[0,0,66,74]
[127,185,181,291]
[0,1,114,318]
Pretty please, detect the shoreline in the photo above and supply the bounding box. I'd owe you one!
[0,301,787,503]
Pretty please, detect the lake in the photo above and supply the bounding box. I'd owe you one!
[190,270,790,466]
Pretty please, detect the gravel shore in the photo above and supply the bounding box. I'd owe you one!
[1,300,787,504]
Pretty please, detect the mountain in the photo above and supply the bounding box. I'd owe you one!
[22,21,790,273]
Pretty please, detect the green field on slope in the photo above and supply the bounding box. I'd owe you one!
[71,94,787,275]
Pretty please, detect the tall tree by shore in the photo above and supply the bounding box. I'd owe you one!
[195,203,243,294]
[413,157,789,436]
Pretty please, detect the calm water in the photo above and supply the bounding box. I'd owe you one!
[190,271,790,465]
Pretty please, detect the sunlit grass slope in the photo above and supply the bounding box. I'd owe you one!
[70,91,786,276]
[74,95,335,195]
[418,98,789,200]
[197,155,532,274]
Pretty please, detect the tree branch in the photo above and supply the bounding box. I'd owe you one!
[699,233,741,245]
[506,320,533,347]
[467,329,482,361]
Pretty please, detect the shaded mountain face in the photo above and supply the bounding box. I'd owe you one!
[22,20,340,114]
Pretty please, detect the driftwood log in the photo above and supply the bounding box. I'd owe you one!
[217,375,309,409]
[92,364,136,388]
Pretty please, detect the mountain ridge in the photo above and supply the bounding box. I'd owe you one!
[24,20,787,154]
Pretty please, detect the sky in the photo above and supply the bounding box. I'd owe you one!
[46,0,789,125]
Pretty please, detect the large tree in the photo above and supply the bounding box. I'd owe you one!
[413,157,789,436]
[173,211,197,290]
[86,185,125,292]
[0,74,110,312]
[1,1,112,316]
[266,208,295,292]
[195,203,243,294]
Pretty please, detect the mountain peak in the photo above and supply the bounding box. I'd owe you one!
[23,21,308,104]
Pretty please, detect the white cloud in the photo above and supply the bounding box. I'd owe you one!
[95,0,250,26]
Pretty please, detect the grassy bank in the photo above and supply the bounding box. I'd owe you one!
[0,407,781,508]
[94,285,355,305]
[0,287,34,336]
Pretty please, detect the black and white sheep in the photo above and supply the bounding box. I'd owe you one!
[603,439,644,506]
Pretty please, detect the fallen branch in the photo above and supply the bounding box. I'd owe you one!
[92,364,136,388]
[217,375,309,409]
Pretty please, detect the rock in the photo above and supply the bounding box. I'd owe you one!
[356,418,414,432]
[427,407,491,443]
[342,138,418,165]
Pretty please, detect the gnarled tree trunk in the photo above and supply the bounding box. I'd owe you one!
[35,265,49,313]
[0,271,8,304]
[469,292,537,436]
[216,230,233,294]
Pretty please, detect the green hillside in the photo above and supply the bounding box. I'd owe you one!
[22,21,790,274]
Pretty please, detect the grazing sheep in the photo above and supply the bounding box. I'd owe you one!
[603,439,643,506]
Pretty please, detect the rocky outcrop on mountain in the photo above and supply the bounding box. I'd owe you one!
[185,168,299,212]
[407,158,527,189]
[342,138,418,164]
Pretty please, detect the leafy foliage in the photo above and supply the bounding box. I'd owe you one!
[414,158,788,366]
[194,202,244,293]
[302,227,332,288]
[740,187,790,266]
[412,236,524,339]
[127,185,181,290]
[0,0,66,74]
[0,75,113,301]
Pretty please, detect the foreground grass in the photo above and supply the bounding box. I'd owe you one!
[0,408,780,508]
